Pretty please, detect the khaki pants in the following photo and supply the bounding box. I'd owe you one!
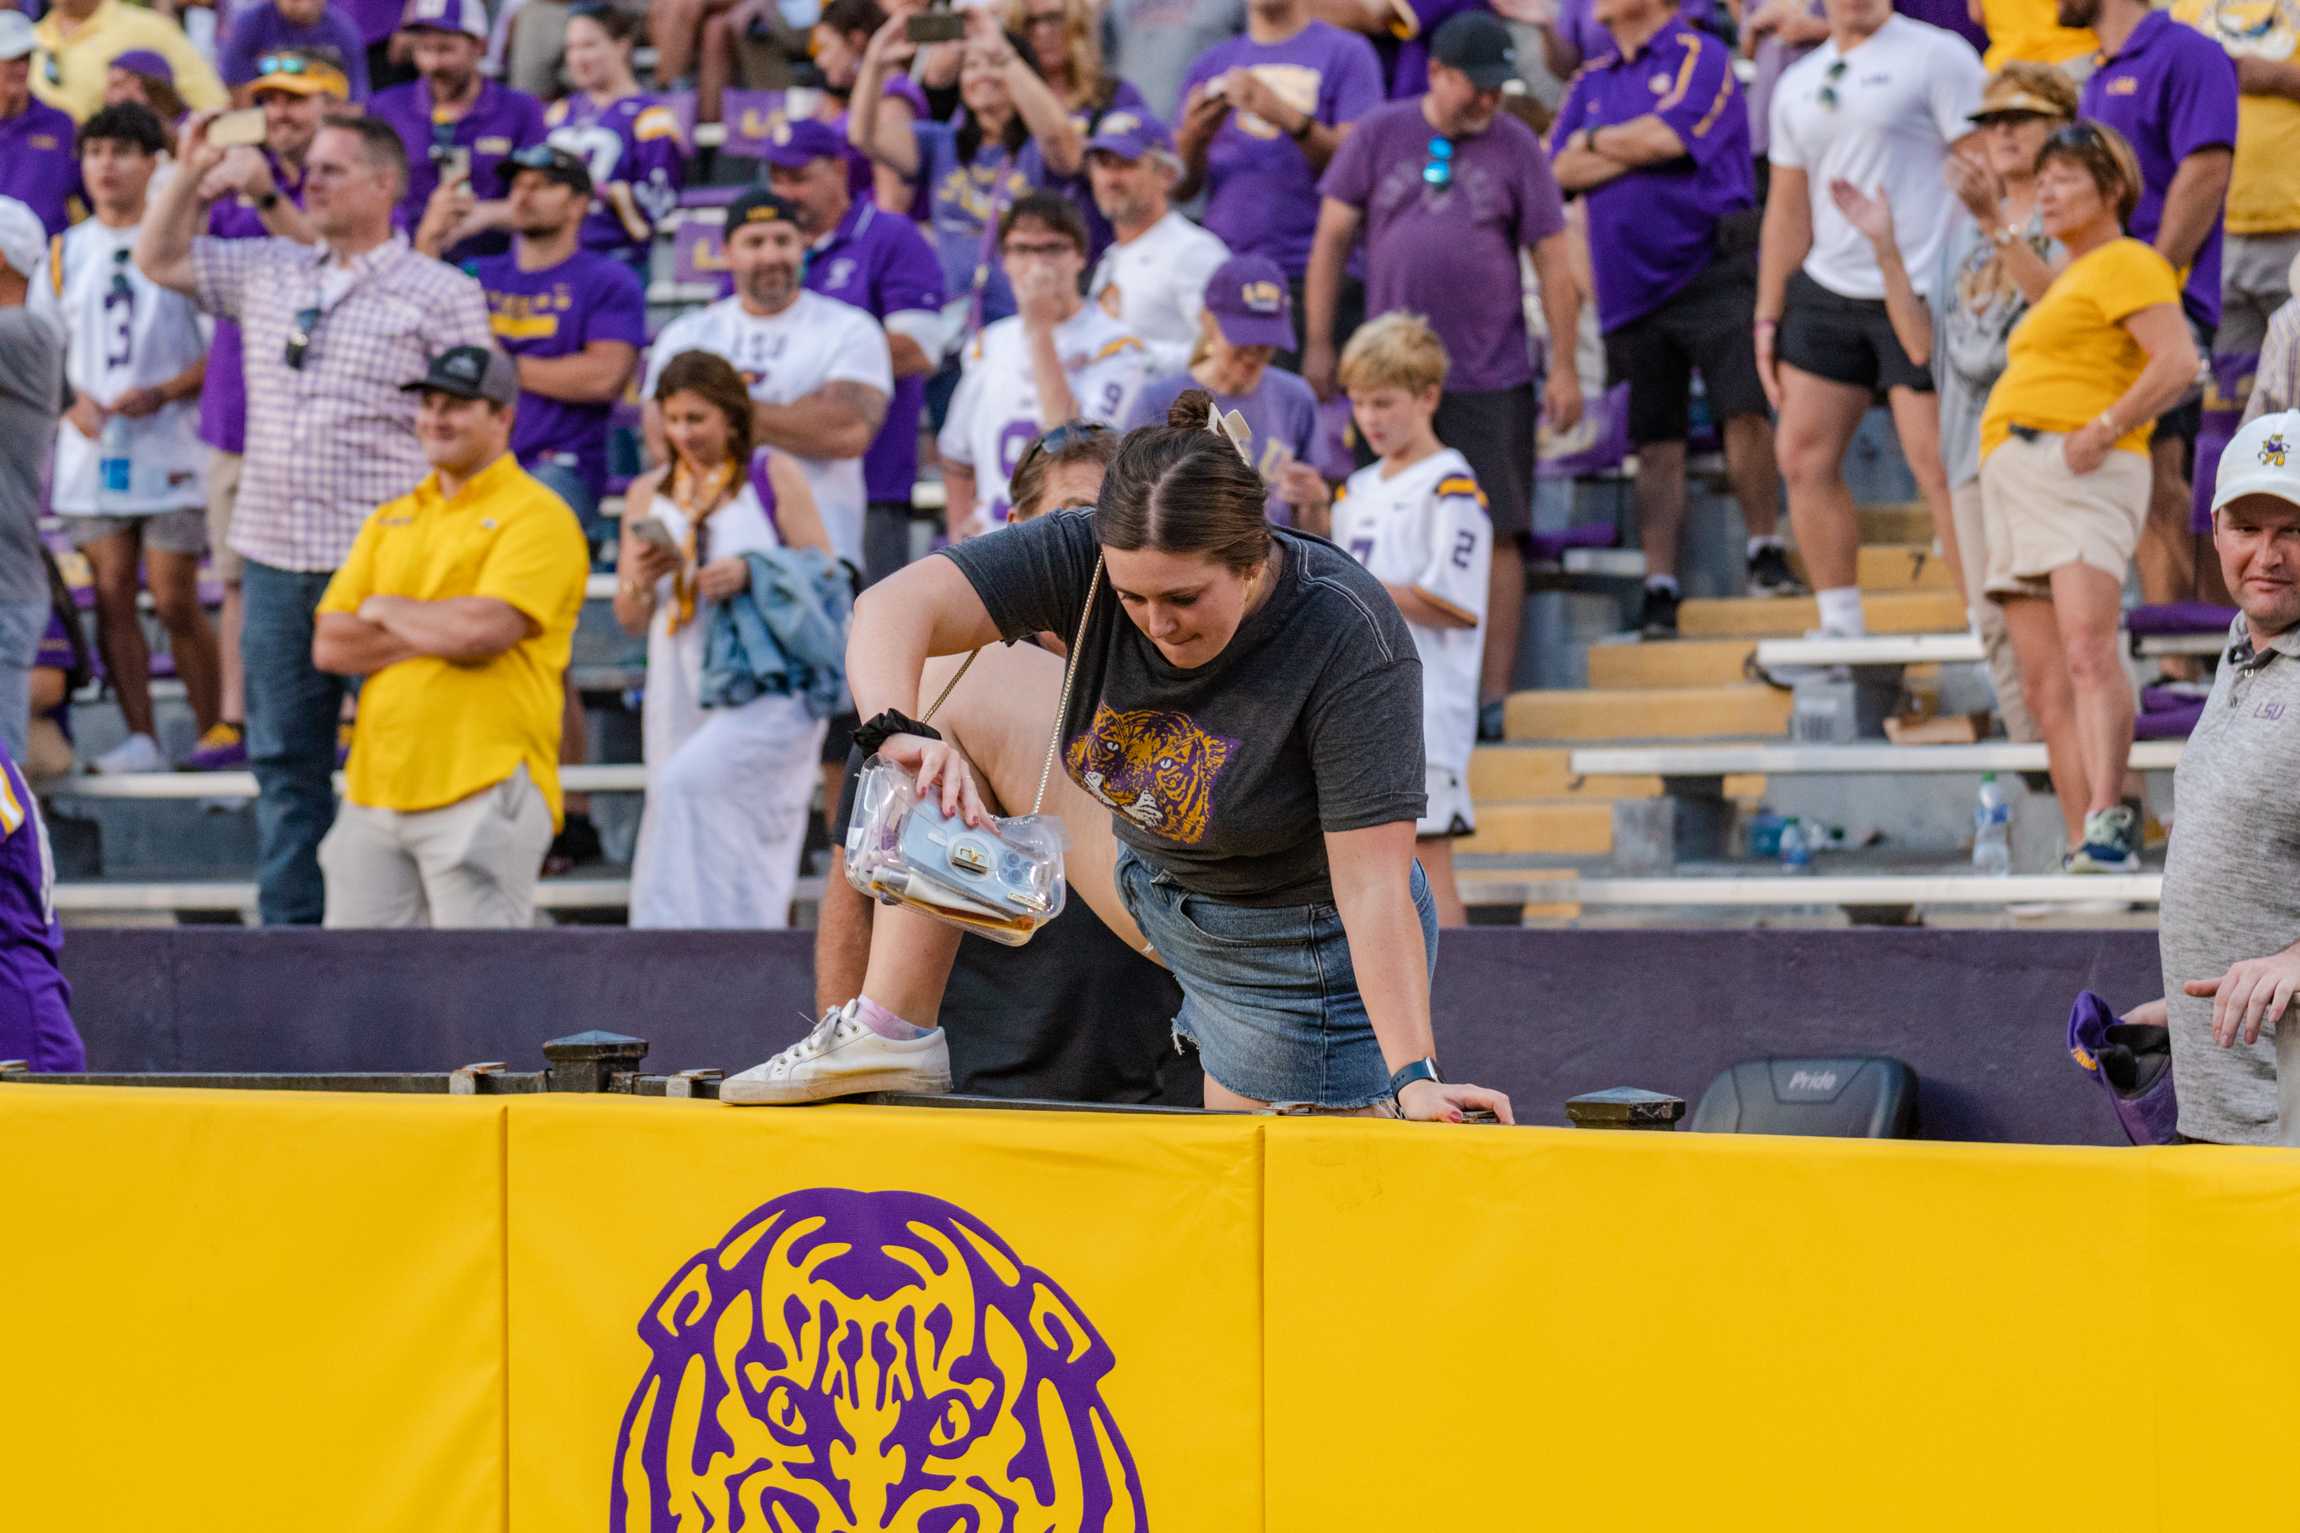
[320,765,553,929]
[1949,477,2037,742]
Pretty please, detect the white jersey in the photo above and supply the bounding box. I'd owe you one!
[1769,15,1984,301]
[35,217,209,514]
[1331,448,1491,777]
[1088,210,1230,377]
[644,290,893,567]
[938,306,1149,525]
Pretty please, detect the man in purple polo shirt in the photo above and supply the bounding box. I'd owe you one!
[1549,0,1794,639]
[182,48,347,773]
[1538,0,1714,77]
[218,0,372,99]
[767,117,948,588]
[1175,0,1383,298]
[0,12,82,235]
[2070,0,2236,626]
[371,0,545,266]
[1308,11,1580,733]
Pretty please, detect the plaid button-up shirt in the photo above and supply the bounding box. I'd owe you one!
[192,233,491,572]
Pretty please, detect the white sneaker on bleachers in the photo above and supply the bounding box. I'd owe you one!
[719,1001,953,1105]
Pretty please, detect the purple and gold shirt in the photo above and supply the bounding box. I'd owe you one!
[803,197,946,505]
[0,745,80,1074]
[369,75,548,266]
[2079,9,2238,331]
[476,248,646,498]
[1551,19,1753,333]
[543,91,689,268]
[1179,22,1385,278]
[0,98,81,236]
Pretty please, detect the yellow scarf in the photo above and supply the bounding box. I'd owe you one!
[665,459,738,636]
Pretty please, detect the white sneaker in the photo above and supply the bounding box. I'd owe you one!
[91,732,165,774]
[719,1001,953,1106]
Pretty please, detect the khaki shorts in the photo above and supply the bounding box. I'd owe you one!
[61,505,207,553]
[1978,432,2151,601]
[206,452,243,582]
[319,764,554,929]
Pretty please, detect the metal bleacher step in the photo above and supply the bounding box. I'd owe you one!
[1468,744,1767,805]
[1678,588,1967,639]
[1857,502,1936,544]
[1586,638,1757,690]
[1502,684,1793,743]
[1457,798,1615,858]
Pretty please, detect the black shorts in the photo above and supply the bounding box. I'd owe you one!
[1776,268,1934,397]
[2153,314,2216,444]
[1603,258,1771,445]
[1433,386,1537,540]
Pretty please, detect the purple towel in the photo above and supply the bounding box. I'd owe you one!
[2067,990,2181,1145]
[2133,696,2206,740]
[2124,602,2238,637]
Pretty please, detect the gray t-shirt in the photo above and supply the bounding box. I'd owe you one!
[0,307,64,607]
[1930,208,2056,488]
[943,508,1426,905]
[2159,618,2300,1144]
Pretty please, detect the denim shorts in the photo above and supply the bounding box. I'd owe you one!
[1113,846,1438,1109]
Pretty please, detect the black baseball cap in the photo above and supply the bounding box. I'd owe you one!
[497,143,593,197]
[403,345,520,407]
[725,187,800,233]
[1432,11,1518,90]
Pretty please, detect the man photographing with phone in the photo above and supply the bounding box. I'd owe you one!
[371,0,546,266]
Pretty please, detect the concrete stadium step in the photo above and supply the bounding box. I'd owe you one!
[1503,684,1793,742]
[1678,588,1966,639]
[1467,745,1766,804]
[1586,638,1756,690]
[1458,799,1614,857]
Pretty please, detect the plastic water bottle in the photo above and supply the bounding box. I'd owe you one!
[1973,772,2013,877]
[1779,816,1813,875]
[97,413,132,505]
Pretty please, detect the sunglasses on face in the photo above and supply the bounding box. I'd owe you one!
[1817,57,1848,111]
[285,305,320,370]
[1002,238,1073,259]
[1423,135,1453,188]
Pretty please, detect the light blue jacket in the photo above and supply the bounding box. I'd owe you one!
[699,547,852,720]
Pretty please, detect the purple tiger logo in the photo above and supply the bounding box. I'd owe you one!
[611,1188,1147,1531]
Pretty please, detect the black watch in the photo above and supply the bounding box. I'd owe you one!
[1288,111,1314,142]
[1387,1057,1441,1110]
[255,190,281,211]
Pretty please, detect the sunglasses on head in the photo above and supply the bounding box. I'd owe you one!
[285,304,321,371]
[1423,135,1453,189]
[1014,419,1109,477]
[258,53,324,76]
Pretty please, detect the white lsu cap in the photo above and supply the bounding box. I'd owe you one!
[0,11,34,63]
[0,196,43,284]
[2211,411,2300,516]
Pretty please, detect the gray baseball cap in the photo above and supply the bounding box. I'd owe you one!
[403,344,520,407]
[0,196,44,282]
[0,12,35,62]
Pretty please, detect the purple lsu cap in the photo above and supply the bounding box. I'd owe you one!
[1084,110,1175,165]
[1203,254,1294,351]
[400,0,488,40]
[762,117,848,169]
[110,49,176,83]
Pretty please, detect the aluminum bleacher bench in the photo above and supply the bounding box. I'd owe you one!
[1752,632,2220,668]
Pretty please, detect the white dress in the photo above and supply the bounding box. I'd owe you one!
[628,477,830,928]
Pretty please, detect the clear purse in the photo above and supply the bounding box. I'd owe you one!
[842,558,1102,947]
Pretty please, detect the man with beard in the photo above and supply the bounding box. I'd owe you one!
[182,49,348,774]
[137,110,491,923]
[1084,110,1231,377]
[1306,10,1580,740]
[763,118,946,588]
[0,12,83,235]
[373,0,545,266]
[642,189,893,575]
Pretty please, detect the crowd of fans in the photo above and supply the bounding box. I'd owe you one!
[0,0,2291,930]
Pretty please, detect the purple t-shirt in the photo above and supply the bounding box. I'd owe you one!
[338,0,404,46]
[370,76,549,266]
[0,747,79,1074]
[1892,0,1987,53]
[1551,0,1715,74]
[218,2,372,97]
[1130,366,1322,519]
[1320,99,1565,392]
[198,158,310,454]
[543,91,689,267]
[474,248,647,497]
[916,116,1036,322]
[839,74,929,209]
[2080,10,2238,332]
[0,99,81,236]
[1180,22,1385,278]
[804,198,947,504]
[1551,20,1753,333]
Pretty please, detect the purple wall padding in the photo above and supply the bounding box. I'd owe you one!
[57,927,2163,1145]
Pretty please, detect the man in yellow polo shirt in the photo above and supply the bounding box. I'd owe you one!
[312,345,588,928]
[31,0,224,121]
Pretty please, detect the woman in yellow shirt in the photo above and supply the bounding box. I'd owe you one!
[1975,122,2197,873]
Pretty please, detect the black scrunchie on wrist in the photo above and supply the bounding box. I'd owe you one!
[853,710,942,758]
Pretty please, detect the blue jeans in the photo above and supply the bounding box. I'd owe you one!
[528,456,602,542]
[1114,848,1439,1108]
[0,599,46,763]
[242,560,348,925]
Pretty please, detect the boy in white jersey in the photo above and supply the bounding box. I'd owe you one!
[37,103,221,776]
[939,194,1150,536]
[1330,312,1491,927]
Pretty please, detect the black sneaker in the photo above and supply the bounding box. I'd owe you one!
[544,810,604,877]
[1639,584,1681,640]
[1746,543,1804,597]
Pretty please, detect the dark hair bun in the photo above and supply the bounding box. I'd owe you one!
[1165,388,1215,431]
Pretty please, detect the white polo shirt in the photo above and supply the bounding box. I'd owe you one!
[1088,210,1231,376]
[645,289,894,567]
[1769,14,1985,301]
